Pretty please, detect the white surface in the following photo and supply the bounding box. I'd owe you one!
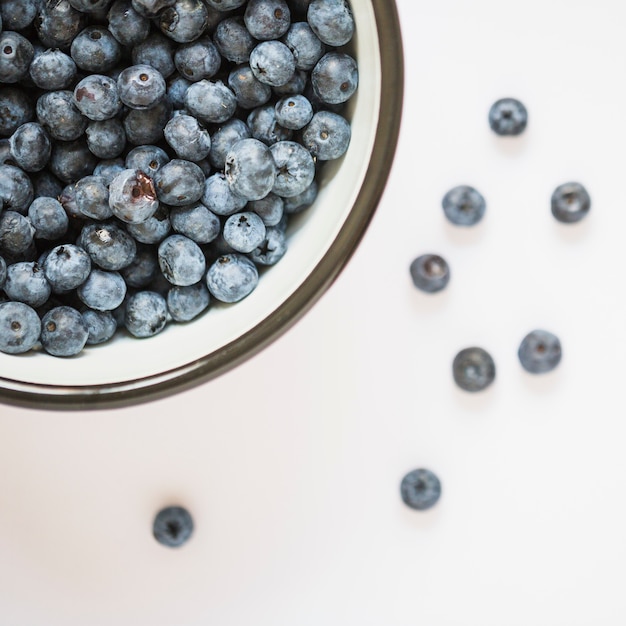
[1,0,626,624]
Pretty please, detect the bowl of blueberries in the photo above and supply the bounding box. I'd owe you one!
[0,0,403,409]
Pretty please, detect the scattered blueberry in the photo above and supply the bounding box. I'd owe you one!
[551,182,591,224]
[488,97,528,136]
[518,330,562,374]
[452,347,496,392]
[409,254,450,294]
[442,185,486,227]
[400,469,441,511]
[152,505,194,548]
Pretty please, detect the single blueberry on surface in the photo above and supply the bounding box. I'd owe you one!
[0,301,41,354]
[452,347,496,392]
[153,506,193,548]
[442,185,486,227]
[41,306,89,357]
[400,469,442,511]
[488,98,528,136]
[410,254,450,294]
[551,182,590,224]
[518,330,562,374]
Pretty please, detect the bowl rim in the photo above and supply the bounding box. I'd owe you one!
[0,0,405,411]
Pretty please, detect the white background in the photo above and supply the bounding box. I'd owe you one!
[2,0,626,624]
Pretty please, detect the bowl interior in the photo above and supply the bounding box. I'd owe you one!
[0,0,384,391]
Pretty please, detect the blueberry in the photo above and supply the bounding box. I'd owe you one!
[0,87,34,138]
[77,269,127,311]
[28,197,69,240]
[0,211,35,256]
[32,171,64,201]
[35,0,87,50]
[93,158,126,185]
[158,234,206,286]
[37,90,88,141]
[132,33,176,79]
[43,244,92,292]
[244,0,291,41]
[9,123,52,173]
[223,211,266,254]
[82,309,117,344]
[75,175,113,220]
[41,306,89,357]
[282,179,317,213]
[247,104,292,145]
[125,144,170,176]
[107,0,150,47]
[86,118,127,159]
[58,182,82,219]
[71,26,121,72]
[301,110,350,160]
[311,52,358,105]
[152,505,193,548]
[442,185,486,227]
[214,16,255,65]
[250,225,286,265]
[0,31,35,83]
[123,98,173,145]
[29,48,77,90]
[118,64,167,110]
[400,469,441,511]
[0,164,34,212]
[452,347,496,392]
[206,253,259,303]
[164,114,211,162]
[174,37,221,82]
[185,79,238,123]
[228,65,272,110]
[202,172,248,216]
[69,0,114,12]
[109,168,159,224]
[551,182,590,224]
[272,68,307,96]
[307,0,354,46]
[250,192,283,226]
[270,140,315,197]
[120,245,158,288]
[166,73,191,109]
[154,159,205,206]
[4,262,52,308]
[518,330,562,374]
[0,0,39,31]
[209,118,251,170]
[409,254,450,294]
[131,0,176,18]
[126,206,172,244]
[167,282,210,322]
[78,221,137,270]
[0,301,41,354]
[49,139,97,184]
[159,0,209,44]
[124,290,168,337]
[488,98,528,136]
[274,94,313,130]
[204,0,246,8]
[250,41,296,87]
[283,21,325,71]
[170,203,220,244]
[225,138,276,201]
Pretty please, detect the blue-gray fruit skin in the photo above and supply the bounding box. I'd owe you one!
[131,0,176,18]
[43,244,92,292]
[0,164,34,212]
[71,26,121,72]
[0,0,39,31]
[170,204,220,244]
[202,173,248,216]
[158,234,206,286]
[159,0,209,44]
[132,33,176,79]
[250,193,284,226]
[302,111,351,160]
[400,469,441,511]
[185,79,238,123]
[74,175,112,220]
[126,207,172,244]
[29,49,77,90]
[124,290,168,337]
[228,65,272,110]
[410,254,450,294]
[154,159,205,206]
[4,262,52,308]
[86,118,127,159]
[214,17,255,65]
[35,0,87,50]
[41,306,89,357]
[49,139,98,184]
[78,222,137,271]
[209,118,251,170]
[283,179,317,213]
[78,269,127,311]
[123,98,172,145]
[69,0,114,12]
[167,282,210,322]
[74,74,123,121]
[311,52,358,105]
[452,347,496,392]
[283,22,325,71]
[247,105,292,146]
[93,158,126,185]
[274,95,313,130]
[518,330,562,374]
[442,185,486,227]
[37,91,88,141]
[307,0,354,47]
[164,114,211,162]
[270,140,315,197]
[82,309,117,344]
[250,40,296,87]
[107,0,150,47]
[0,211,35,256]
[109,169,159,224]
[166,73,191,109]
[0,301,41,354]
[273,68,307,97]
[488,98,528,136]
[0,256,6,288]
[125,145,170,176]
[244,0,291,41]
[0,31,34,83]
[225,138,277,201]
[206,253,259,303]
[32,171,64,201]
[28,197,69,241]
[0,88,34,138]
[223,212,266,253]
[153,506,194,548]
[117,64,167,110]
[551,182,590,224]
[121,244,158,288]
[250,225,287,265]
[174,37,221,82]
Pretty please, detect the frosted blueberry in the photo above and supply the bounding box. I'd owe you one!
[0,31,34,83]
[227,65,272,110]
[223,212,266,254]
[170,204,220,244]
[250,40,296,87]
[202,173,248,216]
[124,290,168,337]
[70,26,121,72]
[74,74,123,121]
[302,111,351,160]
[270,140,315,197]
[9,123,51,172]
[28,198,69,241]
[125,145,170,176]
[311,52,358,105]
[43,244,92,292]
[410,254,450,294]
[307,0,354,47]
[167,283,210,322]
[77,269,127,311]
[174,37,221,82]
[36,91,88,141]
[117,64,167,110]
[153,506,193,547]
[400,469,441,511]
[551,182,590,224]
[488,98,528,136]
[29,48,77,91]
[109,169,159,224]
[75,175,113,220]
[225,138,276,201]
[82,309,117,345]
[209,118,251,170]
[206,253,259,303]
[244,0,290,40]
[158,234,206,286]
[41,306,89,357]
[0,211,35,256]
[250,193,284,226]
[4,262,51,308]
[78,222,137,271]
[214,17,255,64]
[250,226,287,265]
[154,159,205,206]
[126,206,172,244]
[274,95,313,130]
[164,114,211,162]
[518,330,562,374]
[159,0,209,43]
[0,301,41,354]
[452,347,496,392]
[283,22,325,71]
[184,79,238,124]
[442,185,486,227]
[247,105,292,145]
[0,164,34,212]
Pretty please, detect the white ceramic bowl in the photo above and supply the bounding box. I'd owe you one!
[0,0,404,409]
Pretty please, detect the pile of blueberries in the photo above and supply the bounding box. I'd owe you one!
[402,98,587,512]
[0,0,357,357]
